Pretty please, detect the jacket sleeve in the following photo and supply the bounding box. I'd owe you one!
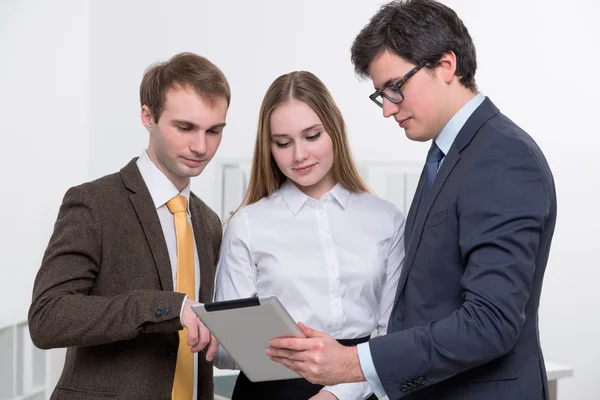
[28,185,185,349]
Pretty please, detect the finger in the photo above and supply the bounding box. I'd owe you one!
[268,356,319,383]
[298,322,325,338]
[298,321,314,337]
[269,355,302,373]
[270,337,316,352]
[266,346,307,361]
[205,334,219,361]
[192,323,211,352]
[186,320,199,347]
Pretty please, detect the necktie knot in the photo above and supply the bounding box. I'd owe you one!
[426,141,445,163]
[166,195,187,214]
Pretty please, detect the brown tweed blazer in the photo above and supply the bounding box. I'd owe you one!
[28,158,222,400]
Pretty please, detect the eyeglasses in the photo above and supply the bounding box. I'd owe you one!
[369,61,427,108]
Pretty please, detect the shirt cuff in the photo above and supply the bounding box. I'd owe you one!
[322,381,371,400]
[357,342,387,398]
[180,295,188,326]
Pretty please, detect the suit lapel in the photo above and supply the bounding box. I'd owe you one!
[189,197,214,304]
[120,159,174,291]
[394,148,460,304]
[395,97,501,305]
[405,169,426,244]
[408,147,460,254]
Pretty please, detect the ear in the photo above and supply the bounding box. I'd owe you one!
[438,51,458,84]
[141,105,154,132]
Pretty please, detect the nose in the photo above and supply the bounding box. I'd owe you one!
[293,142,308,163]
[190,131,207,155]
[382,97,400,119]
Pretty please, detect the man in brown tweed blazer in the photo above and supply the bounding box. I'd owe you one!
[28,52,230,400]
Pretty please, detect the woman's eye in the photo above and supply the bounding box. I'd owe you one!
[275,142,291,148]
[306,132,321,140]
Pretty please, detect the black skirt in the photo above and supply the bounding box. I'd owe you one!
[231,336,378,400]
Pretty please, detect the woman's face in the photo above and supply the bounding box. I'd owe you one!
[269,100,335,199]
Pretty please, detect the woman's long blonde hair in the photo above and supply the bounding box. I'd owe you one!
[233,71,368,217]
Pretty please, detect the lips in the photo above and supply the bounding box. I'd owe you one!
[182,157,204,165]
[293,163,316,173]
[397,117,411,128]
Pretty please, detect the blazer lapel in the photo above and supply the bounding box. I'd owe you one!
[394,97,501,305]
[189,197,215,304]
[120,159,174,291]
[394,148,460,305]
[405,169,426,244]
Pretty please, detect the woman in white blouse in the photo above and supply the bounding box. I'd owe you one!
[214,71,405,400]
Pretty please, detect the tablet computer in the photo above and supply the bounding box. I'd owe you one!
[191,295,305,382]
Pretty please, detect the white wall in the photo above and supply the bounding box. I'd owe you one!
[0,0,90,393]
[2,0,599,398]
[0,0,90,328]
[87,0,426,181]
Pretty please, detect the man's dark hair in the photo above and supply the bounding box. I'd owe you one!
[351,0,478,91]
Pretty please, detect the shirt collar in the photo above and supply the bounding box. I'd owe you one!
[136,150,191,214]
[435,92,486,156]
[279,180,350,216]
[328,182,351,209]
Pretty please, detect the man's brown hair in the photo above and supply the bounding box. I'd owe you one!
[140,52,231,122]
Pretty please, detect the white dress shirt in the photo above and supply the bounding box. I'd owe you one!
[137,150,201,400]
[357,92,487,398]
[214,180,406,400]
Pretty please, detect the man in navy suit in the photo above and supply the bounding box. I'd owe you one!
[267,1,557,399]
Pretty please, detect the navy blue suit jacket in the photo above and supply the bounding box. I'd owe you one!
[370,98,557,399]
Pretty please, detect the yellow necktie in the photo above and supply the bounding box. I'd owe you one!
[167,195,195,400]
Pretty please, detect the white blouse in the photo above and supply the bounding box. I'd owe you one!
[214,180,405,400]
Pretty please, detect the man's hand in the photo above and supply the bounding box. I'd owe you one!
[181,298,219,361]
[309,390,339,400]
[266,322,365,386]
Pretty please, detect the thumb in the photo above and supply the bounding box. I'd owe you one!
[298,322,324,338]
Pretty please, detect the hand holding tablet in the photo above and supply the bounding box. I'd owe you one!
[191,296,305,381]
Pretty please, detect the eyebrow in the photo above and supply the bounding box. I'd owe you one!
[302,123,323,133]
[171,119,227,130]
[208,122,227,130]
[375,76,403,91]
[271,124,323,138]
